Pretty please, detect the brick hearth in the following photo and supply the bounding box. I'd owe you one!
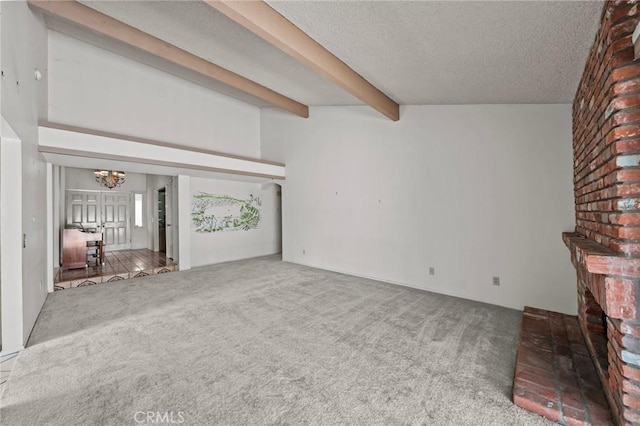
[513,307,612,425]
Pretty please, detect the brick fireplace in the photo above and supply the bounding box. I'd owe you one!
[564,234,640,424]
[564,1,640,425]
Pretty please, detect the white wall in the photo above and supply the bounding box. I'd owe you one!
[261,105,577,314]
[52,165,62,270]
[46,29,276,273]
[190,177,282,268]
[65,167,146,193]
[48,31,261,158]
[0,120,24,353]
[46,30,267,264]
[1,1,49,347]
[64,167,148,249]
[177,175,191,271]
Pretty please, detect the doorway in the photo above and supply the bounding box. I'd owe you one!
[158,188,166,254]
[276,185,282,253]
[153,182,174,259]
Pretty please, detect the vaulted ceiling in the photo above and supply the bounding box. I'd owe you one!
[39,1,603,116]
[267,0,603,105]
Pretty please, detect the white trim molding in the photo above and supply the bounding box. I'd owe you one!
[0,117,25,354]
[38,123,286,181]
[177,175,191,272]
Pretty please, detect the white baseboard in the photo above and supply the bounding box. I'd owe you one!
[0,349,22,360]
[285,259,524,312]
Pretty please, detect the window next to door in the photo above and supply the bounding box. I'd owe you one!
[134,193,144,228]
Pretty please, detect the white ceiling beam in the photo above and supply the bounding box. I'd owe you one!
[27,1,309,118]
[204,0,400,121]
[38,123,286,180]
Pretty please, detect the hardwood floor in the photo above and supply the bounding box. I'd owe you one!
[54,249,177,290]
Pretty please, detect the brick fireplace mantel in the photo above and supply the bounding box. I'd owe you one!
[564,232,639,321]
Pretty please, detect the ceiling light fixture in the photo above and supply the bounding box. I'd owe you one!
[94,170,126,189]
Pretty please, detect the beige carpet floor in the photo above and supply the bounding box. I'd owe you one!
[1,255,552,425]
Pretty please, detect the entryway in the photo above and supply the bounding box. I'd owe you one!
[54,168,180,291]
[66,190,131,251]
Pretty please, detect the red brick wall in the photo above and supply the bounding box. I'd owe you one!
[573,1,640,256]
[571,2,640,424]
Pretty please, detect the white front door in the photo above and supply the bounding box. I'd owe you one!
[66,190,132,251]
[66,191,101,231]
[101,192,131,251]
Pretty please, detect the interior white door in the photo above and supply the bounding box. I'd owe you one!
[164,184,173,260]
[66,190,101,230]
[101,192,131,251]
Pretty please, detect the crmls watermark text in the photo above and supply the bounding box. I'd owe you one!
[134,411,186,424]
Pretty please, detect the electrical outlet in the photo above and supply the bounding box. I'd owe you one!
[492,276,500,286]
[429,267,435,275]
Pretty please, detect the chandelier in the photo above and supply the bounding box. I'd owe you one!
[94,170,126,189]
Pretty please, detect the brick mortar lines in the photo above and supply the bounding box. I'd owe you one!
[566,316,596,425]
[576,213,640,226]
[573,55,636,128]
[573,231,612,250]
[574,162,637,194]
[576,216,640,229]
[577,72,624,118]
[574,233,625,249]
[573,93,640,161]
[577,198,639,209]
[574,134,640,171]
[573,95,638,152]
[574,141,640,192]
[576,223,640,233]
[574,87,638,164]
[548,316,567,424]
[575,68,638,109]
[574,226,637,246]
[575,188,640,204]
[572,256,640,423]
[574,137,634,183]
[571,1,640,418]
[573,135,640,188]
[608,328,637,423]
[572,10,638,94]
[574,220,640,232]
[579,286,618,424]
[574,130,640,183]
[515,307,615,425]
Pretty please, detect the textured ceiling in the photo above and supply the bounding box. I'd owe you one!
[62,1,603,106]
[267,0,604,104]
